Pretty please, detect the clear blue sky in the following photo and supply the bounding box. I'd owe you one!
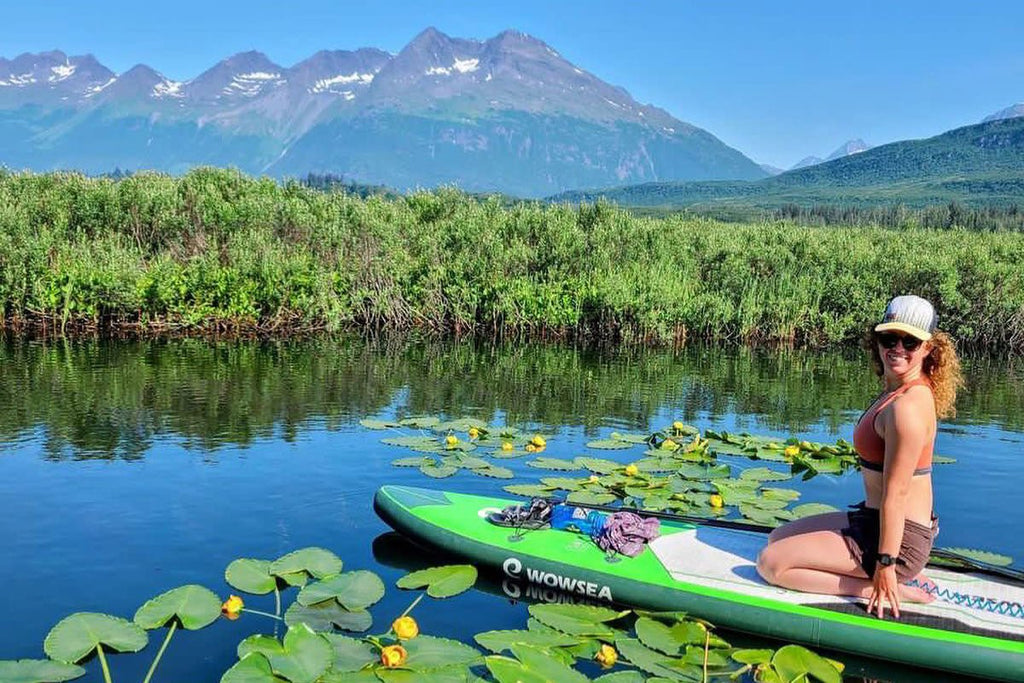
[4,0,1022,168]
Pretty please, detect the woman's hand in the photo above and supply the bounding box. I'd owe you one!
[867,564,901,619]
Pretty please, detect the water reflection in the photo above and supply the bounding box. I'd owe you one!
[1,338,1021,461]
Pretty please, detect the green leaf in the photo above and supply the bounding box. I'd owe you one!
[527,457,582,471]
[453,455,489,469]
[382,436,440,448]
[528,604,623,637]
[540,476,585,490]
[587,439,634,450]
[374,667,474,683]
[319,634,376,673]
[939,547,1014,567]
[739,467,792,482]
[399,416,440,428]
[396,565,478,598]
[772,644,841,683]
[270,548,343,580]
[566,491,618,505]
[509,644,588,683]
[575,457,623,474]
[790,503,840,518]
[44,613,148,664]
[614,638,690,680]
[503,484,555,498]
[635,617,685,656]
[611,432,653,444]
[403,635,482,671]
[220,653,286,683]
[472,465,515,479]
[360,419,398,430]
[760,488,800,502]
[297,570,385,610]
[283,601,372,632]
[0,660,85,683]
[238,625,332,683]
[133,584,222,630]
[731,649,772,665]
[391,457,431,467]
[932,455,957,465]
[474,629,580,653]
[420,463,458,478]
[226,559,277,595]
[485,656,549,683]
[594,673,648,683]
[676,463,731,480]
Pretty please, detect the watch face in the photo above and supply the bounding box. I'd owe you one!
[878,554,894,566]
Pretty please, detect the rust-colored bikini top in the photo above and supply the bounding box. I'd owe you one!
[852,378,934,476]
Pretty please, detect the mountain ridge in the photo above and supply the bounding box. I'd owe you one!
[0,29,766,195]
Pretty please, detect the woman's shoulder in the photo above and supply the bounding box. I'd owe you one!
[889,383,936,421]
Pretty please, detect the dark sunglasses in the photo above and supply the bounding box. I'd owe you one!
[876,332,922,351]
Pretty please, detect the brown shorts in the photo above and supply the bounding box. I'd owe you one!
[840,503,936,581]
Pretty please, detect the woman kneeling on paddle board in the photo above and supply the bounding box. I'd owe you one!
[757,295,962,619]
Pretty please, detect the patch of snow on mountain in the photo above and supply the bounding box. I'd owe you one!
[84,77,117,97]
[426,58,480,77]
[49,64,77,82]
[485,73,492,82]
[343,91,355,101]
[224,72,286,97]
[153,80,184,98]
[309,72,374,94]
[0,73,36,87]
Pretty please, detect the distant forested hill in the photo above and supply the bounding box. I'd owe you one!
[550,117,1024,209]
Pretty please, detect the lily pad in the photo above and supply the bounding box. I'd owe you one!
[0,660,85,683]
[399,416,440,428]
[527,457,582,471]
[382,436,440,448]
[503,484,556,498]
[485,656,550,683]
[790,503,840,519]
[575,457,625,474]
[359,419,399,430]
[419,463,458,478]
[527,604,624,637]
[283,601,372,633]
[391,457,431,467]
[507,644,588,683]
[297,570,385,610]
[238,625,332,683]
[226,559,277,595]
[472,465,515,479]
[612,432,653,444]
[133,584,222,630]
[44,613,148,664]
[772,644,841,683]
[396,565,478,598]
[587,439,634,450]
[474,629,580,653]
[739,467,792,482]
[402,635,482,671]
[318,634,376,672]
[270,548,343,580]
[221,652,286,683]
[566,491,618,505]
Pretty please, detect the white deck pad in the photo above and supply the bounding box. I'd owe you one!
[649,526,1024,639]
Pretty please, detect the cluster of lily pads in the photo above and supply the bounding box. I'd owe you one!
[0,543,846,683]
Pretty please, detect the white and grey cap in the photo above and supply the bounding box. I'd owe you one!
[875,294,937,341]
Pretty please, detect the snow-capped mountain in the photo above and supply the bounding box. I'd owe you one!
[0,28,767,195]
[790,139,871,170]
[983,103,1024,123]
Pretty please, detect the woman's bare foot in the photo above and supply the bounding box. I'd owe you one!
[900,573,937,603]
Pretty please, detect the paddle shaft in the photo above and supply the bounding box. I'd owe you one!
[553,498,1024,584]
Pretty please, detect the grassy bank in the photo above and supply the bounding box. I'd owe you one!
[2,168,1023,347]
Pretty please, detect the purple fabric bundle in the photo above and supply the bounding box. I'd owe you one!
[594,511,660,557]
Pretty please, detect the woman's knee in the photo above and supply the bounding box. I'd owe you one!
[756,545,782,584]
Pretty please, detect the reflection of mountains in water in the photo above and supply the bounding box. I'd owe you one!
[2,337,1023,460]
[370,531,975,683]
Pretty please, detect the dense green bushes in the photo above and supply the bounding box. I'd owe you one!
[2,168,1023,347]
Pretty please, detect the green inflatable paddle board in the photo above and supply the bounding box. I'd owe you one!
[375,485,1024,681]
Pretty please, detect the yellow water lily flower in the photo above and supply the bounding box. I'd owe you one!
[799,440,812,451]
[445,435,458,447]
[784,445,800,458]
[380,644,408,668]
[595,643,618,668]
[530,435,546,448]
[589,475,600,483]
[660,438,676,450]
[624,464,639,476]
[672,421,685,432]
[392,615,419,640]
[221,595,244,616]
[502,441,514,451]
[709,494,724,508]
[468,427,479,440]
[525,443,537,453]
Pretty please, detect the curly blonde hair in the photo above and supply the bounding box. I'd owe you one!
[866,330,964,419]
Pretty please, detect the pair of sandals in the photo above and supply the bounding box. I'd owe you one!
[488,498,554,529]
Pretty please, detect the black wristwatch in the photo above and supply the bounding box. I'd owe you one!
[877,553,903,567]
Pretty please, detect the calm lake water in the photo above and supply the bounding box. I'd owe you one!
[1,338,1022,682]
